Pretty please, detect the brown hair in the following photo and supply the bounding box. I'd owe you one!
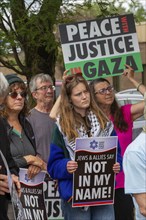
[0,82,28,118]
[89,78,128,131]
[59,75,109,141]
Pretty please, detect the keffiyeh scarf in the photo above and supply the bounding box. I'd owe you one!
[57,110,114,160]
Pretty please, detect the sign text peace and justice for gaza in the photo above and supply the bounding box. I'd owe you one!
[59,14,143,79]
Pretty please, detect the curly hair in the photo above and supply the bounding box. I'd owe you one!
[0,82,28,118]
[89,78,128,132]
[59,75,109,141]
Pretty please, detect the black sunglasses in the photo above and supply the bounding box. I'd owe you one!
[8,91,27,99]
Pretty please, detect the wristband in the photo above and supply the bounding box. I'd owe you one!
[137,82,142,91]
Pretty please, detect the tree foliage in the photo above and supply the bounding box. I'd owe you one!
[108,0,146,22]
[0,0,63,81]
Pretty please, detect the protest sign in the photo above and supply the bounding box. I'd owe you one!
[43,174,64,220]
[19,168,47,220]
[72,136,117,207]
[0,153,64,220]
[0,150,25,219]
[59,14,143,80]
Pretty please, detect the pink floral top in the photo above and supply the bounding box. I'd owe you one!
[110,104,133,189]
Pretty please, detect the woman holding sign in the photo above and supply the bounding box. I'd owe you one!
[89,64,146,220]
[48,72,122,220]
[0,74,46,177]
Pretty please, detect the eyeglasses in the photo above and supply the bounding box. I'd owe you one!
[95,85,114,95]
[35,85,55,92]
[8,91,27,99]
[65,72,83,84]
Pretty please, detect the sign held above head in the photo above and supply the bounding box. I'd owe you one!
[59,14,143,80]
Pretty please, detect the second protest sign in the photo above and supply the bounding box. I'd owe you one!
[73,136,118,207]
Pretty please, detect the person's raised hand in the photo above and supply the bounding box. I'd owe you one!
[123,64,134,79]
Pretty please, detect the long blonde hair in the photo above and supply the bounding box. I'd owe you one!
[59,75,108,141]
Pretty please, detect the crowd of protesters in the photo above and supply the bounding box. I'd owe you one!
[0,64,146,220]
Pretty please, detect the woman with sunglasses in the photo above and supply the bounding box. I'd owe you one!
[0,74,46,179]
[0,72,21,220]
[48,72,122,220]
[89,64,146,220]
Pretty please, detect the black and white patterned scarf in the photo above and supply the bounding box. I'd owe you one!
[57,110,114,160]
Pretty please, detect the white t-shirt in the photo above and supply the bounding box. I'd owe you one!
[123,131,146,220]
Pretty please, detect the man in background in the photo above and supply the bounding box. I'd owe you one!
[28,73,55,164]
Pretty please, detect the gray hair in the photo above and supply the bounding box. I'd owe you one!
[29,73,53,93]
[0,72,9,97]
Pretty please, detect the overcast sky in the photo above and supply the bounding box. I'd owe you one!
[75,0,146,8]
[123,0,146,8]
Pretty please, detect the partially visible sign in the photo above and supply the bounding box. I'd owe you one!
[0,150,25,220]
[0,152,64,220]
[19,168,47,220]
[59,14,143,79]
[72,136,117,207]
[43,174,64,220]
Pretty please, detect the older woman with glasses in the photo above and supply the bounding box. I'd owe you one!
[0,72,20,220]
[89,64,146,220]
[0,74,46,179]
[48,72,122,220]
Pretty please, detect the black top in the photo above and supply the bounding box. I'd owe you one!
[0,117,18,175]
[0,117,19,220]
[2,114,37,168]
